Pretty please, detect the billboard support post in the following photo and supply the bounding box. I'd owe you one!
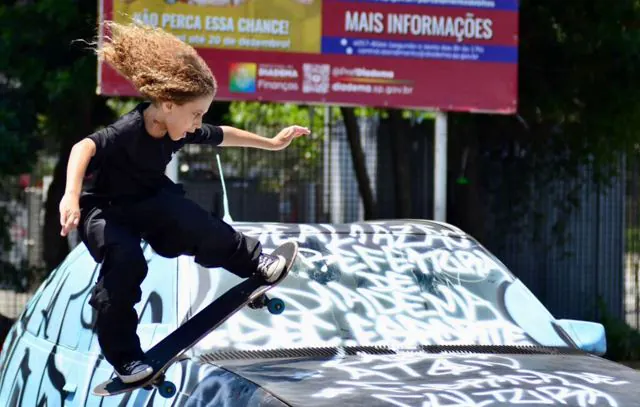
[434,111,447,222]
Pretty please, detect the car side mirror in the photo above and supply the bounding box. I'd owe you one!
[554,319,607,356]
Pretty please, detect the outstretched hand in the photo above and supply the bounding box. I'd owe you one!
[271,125,310,151]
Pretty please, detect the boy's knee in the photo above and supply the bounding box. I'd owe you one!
[90,243,147,312]
[89,282,143,313]
[108,243,147,272]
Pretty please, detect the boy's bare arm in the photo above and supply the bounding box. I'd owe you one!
[218,125,309,150]
[60,138,96,236]
[65,138,96,196]
[218,126,277,150]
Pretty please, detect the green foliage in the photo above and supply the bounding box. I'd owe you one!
[218,99,433,203]
[0,102,39,176]
[0,0,115,277]
[598,298,640,362]
[517,0,640,167]
[222,102,331,191]
[0,0,100,155]
[107,98,141,118]
[601,316,640,361]
[627,227,640,253]
[0,0,638,283]
[451,0,640,248]
[227,101,338,132]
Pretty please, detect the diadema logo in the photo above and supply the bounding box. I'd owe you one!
[229,63,257,93]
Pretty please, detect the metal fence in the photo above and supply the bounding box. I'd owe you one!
[0,184,47,320]
[181,116,380,223]
[482,158,626,322]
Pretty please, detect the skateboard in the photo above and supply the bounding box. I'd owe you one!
[92,241,299,398]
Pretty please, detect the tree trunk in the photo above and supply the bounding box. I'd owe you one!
[42,139,76,272]
[449,116,485,242]
[340,107,377,219]
[463,128,484,241]
[388,109,412,218]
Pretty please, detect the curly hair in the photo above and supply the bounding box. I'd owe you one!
[97,20,216,104]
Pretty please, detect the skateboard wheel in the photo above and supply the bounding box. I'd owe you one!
[158,381,176,398]
[267,298,285,314]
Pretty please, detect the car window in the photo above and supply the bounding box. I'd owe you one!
[193,230,570,351]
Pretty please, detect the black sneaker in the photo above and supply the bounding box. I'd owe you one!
[256,252,286,283]
[115,359,153,383]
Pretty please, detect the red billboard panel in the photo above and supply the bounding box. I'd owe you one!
[98,0,519,113]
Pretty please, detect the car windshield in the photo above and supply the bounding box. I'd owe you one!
[193,228,571,352]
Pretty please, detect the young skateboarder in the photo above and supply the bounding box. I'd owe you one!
[59,21,309,383]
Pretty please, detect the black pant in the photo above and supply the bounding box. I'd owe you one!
[79,185,261,368]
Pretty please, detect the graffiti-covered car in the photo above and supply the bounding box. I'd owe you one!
[0,219,639,406]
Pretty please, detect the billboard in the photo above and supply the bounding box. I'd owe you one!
[98,0,519,113]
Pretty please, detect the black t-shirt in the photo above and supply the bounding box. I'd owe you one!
[81,102,223,205]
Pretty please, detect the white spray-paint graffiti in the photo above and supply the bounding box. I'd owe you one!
[0,220,633,406]
[310,353,629,407]
[189,223,536,351]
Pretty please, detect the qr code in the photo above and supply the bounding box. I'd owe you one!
[303,64,330,94]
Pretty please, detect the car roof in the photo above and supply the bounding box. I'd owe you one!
[230,219,469,237]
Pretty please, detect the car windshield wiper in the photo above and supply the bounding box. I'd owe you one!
[199,344,584,362]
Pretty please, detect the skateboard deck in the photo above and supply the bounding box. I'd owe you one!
[92,241,299,398]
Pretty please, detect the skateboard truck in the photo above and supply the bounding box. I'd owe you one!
[142,374,176,398]
[248,294,285,314]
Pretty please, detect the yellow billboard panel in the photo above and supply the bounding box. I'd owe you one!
[113,0,322,54]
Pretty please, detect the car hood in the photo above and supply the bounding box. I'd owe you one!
[199,346,640,407]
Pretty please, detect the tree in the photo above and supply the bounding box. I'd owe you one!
[226,101,326,184]
[224,101,436,221]
[0,0,115,273]
[4,0,639,276]
[0,84,42,268]
[340,107,377,219]
[224,102,323,192]
[447,0,640,241]
[225,102,383,220]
